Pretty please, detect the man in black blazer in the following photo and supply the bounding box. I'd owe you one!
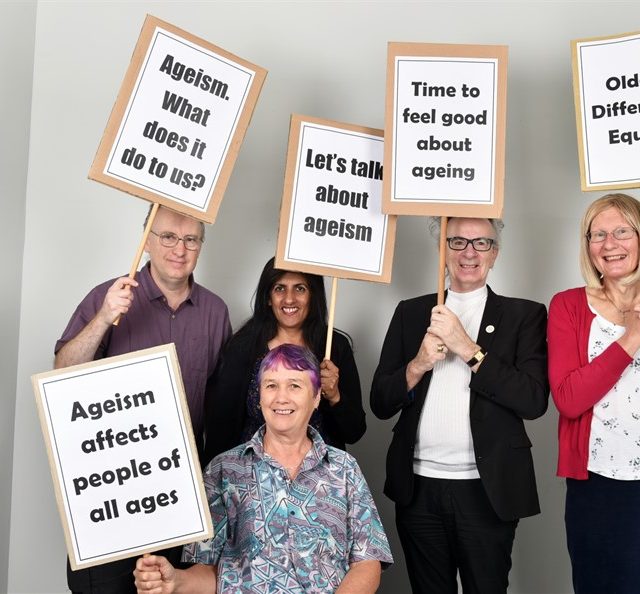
[371,217,548,594]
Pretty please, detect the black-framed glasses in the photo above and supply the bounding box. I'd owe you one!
[586,226,637,243]
[446,236,495,252]
[150,230,203,251]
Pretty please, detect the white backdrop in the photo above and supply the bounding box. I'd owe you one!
[5,1,640,592]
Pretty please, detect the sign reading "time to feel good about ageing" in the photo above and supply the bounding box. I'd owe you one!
[384,42,507,218]
[572,30,640,191]
[276,115,396,283]
[33,344,211,570]
[89,15,266,223]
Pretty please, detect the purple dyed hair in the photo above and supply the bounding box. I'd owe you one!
[258,344,321,393]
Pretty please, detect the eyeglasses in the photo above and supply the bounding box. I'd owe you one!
[446,237,495,251]
[586,226,637,243]
[150,230,203,251]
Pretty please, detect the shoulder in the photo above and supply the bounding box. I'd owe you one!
[488,288,547,315]
[206,443,247,477]
[326,445,361,472]
[192,282,229,313]
[393,293,436,317]
[549,286,586,307]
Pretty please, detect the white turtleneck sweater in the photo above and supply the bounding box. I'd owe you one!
[413,285,488,479]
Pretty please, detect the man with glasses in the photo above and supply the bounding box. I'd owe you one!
[371,217,549,594]
[54,204,231,594]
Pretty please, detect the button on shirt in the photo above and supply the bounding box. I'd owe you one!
[183,427,393,593]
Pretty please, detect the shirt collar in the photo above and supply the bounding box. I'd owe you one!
[242,425,330,469]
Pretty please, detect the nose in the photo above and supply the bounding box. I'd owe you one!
[461,242,477,256]
[601,232,620,249]
[284,287,296,302]
[172,238,187,255]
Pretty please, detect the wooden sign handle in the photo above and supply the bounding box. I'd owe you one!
[324,277,338,360]
[437,216,447,305]
[113,203,160,326]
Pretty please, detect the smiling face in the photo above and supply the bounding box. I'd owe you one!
[588,207,639,283]
[259,364,320,438]
[445,218,498,293]
[144,207,202,291]
[269,273,311,333]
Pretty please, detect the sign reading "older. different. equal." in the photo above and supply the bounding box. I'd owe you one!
[572,30,640,191]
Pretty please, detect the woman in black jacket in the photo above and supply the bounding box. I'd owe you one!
[203,257,365,465]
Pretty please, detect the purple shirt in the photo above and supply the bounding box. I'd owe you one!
[55,263,231,436]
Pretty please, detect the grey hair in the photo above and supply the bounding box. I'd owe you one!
[428,216,504,247]
[143,204,205,240]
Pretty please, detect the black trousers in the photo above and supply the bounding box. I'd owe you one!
[566,472,640,594]
[396,475,517,594]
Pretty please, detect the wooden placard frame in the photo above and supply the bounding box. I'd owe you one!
[384,42,507,217]
[572,30,640,192]
[32,344,211,570]
[276,114,397,283]
[89,14,267,223]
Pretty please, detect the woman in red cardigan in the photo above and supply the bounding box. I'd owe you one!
[548,193,640,594]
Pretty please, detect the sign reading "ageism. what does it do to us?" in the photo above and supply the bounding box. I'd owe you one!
[90,15,266,223]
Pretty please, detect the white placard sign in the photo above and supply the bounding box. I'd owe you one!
[32,345,211,570]
[276,115,396,283]
[572,31,640,191]
[384,43,507,217]
[89,15,267,223]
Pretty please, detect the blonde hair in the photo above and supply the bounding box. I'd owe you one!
[580,193,640,288]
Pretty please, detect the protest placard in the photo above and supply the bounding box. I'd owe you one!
[32,344,211,570]
[276,115,396,283]
[384,42,507,217]
[89,15,267,223]
[572,30,640,191]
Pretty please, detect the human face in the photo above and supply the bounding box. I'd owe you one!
[588,207,639,282]
[445,218,498,293]
[269,273,311,332]
[144,207,203,290]
[260,364,320,438]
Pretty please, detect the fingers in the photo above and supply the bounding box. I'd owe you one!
[320,359,340,402]
[134,555,172,593]
[100,277,139,324]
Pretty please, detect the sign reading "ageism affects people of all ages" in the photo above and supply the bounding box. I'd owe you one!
[573,31,640,191]
[33,345,211,570]
[276,115,396,283]
[384,43,507,217]
[89,15,266,223]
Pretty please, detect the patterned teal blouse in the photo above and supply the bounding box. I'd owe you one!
[183,427,392,592]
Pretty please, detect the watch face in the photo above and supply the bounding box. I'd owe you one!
[468,349,485,366]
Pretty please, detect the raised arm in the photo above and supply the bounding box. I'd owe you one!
[55,276,138,368]
[320,332,366,444]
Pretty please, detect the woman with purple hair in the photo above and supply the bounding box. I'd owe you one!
[135,344,392,594]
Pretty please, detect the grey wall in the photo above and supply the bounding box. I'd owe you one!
[0,2,36,593]
[8,1,640,592]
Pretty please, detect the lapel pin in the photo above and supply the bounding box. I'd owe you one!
[485,325,495,334]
